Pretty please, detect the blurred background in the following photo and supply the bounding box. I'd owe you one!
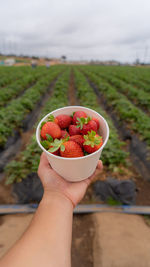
[0,1,150,266]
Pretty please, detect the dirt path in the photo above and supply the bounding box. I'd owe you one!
[93,213,150,267]
[1,213,150,267]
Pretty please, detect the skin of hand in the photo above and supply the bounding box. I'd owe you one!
[0,153,103,267]
[38,152,103,207]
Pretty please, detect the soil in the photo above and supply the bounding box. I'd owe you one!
[1,212,150,267]
[0,213,95,267]
[0,181,14,204]
[72,214,95,267]
[1,70,150,206]
[0,69,150,267]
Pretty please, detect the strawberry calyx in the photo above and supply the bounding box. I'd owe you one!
[40,121,46,129]
[48,136,69,153]
[40,134,53,149]
[47,114,55,122]
[83,131,102,148]
[76,116,91,129]
[71,111,75,118]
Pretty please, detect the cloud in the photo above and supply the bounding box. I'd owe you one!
[0,0,150,62]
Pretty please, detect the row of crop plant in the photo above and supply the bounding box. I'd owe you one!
[5,68,71,184]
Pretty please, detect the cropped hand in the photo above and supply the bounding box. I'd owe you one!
[38,152,103,207]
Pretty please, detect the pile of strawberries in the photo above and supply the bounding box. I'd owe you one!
[40,110,103,158]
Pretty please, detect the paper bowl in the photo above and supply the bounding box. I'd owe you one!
[36,106,109,182]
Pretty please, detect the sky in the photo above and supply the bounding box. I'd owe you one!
[0,0,150,62]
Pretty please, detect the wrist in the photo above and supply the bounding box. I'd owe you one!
[41,190,74,211]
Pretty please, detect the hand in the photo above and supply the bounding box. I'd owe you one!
[38,152,103,207]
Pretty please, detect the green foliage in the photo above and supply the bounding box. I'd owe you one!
[106,197,122,206]
[5,68,71,184]
[90,68,150,112]
[73,68,128,166]
[0,66,64,148]
[82,67,150,146]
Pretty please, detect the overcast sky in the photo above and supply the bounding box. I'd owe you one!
[0,0,150,62]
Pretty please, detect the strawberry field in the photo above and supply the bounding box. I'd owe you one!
[0,65,150,205]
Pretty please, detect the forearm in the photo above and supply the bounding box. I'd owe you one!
[0,192,73,267]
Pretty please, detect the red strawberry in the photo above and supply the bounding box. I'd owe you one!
[60,141,84,158]
[72,111,87,125]
[81,120,97,135]
[70,135,84,148]
[83,131,103,154]
[41,122,61,139]
[92,117,100,130]
[56,114,72,129]
[61,130,70,138]
[69,125,81,136]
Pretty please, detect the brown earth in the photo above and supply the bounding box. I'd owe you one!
[1,212,150,267]
[0,70,150,267]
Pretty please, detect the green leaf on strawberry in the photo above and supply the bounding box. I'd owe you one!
[48,136,69,153]
[60,144,65,152]
[48,139,62,152]
[46,134,53,142]
[84,151,89,156]
[83,130,102,148]
[48,114,55,122]
[71,112,75,118]
[41,140,51,149]
[40,121,46,129]
[76,116,91,129]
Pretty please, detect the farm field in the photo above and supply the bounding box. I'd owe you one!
[0,65,150,205]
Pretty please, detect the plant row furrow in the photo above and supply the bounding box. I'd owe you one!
[111,66,150,92]
[83,68,150,145]
[5,68,71,184]
[0,66,32,88]
[73,68,128,167]
[0,68,49,107]
[0,66,64,148]
[86,67,150,112]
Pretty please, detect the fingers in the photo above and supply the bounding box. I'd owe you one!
[97,160,103,170]
[40,152,51,168]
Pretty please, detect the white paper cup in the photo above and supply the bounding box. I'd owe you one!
[36,106,109,182]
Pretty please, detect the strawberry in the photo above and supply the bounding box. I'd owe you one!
[41,121,61,139]
[81,120,97,135]
[60,141,84,158]
[69,125,81,136]
[61,130,70,138]
[56,114,72,129]
[69,135,84,148]
[92,117,100,130]
[72,111,87,125]
[47,114,58,124]
[83,131,103,154]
